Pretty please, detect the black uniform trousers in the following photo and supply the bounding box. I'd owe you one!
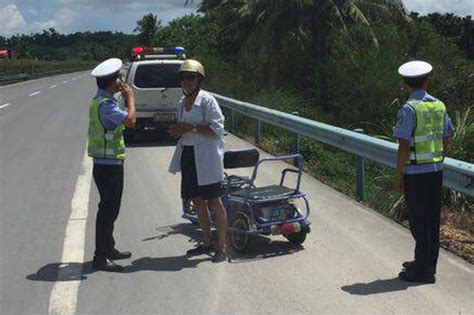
[92,163,124,258]
[403,170,443,274]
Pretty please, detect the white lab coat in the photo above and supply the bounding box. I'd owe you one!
[168,90,225,186]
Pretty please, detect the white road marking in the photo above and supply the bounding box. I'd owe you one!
[0,75,56,90]
[0,103,10,109]
[29,91,41,97]
[72,78,77,81]
[50,84,58,88]
[63,80,68,84]
[48,150,92,315]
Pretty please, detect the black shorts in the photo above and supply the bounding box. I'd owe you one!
[181,146,222,201]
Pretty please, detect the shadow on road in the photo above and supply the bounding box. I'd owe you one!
[144,222,202,243]
[341,277,426,295]
[230,237,304,263]
[124,255,211,273]
[27,222,304,281]
[145,223,304,264]
[26,262,96,282]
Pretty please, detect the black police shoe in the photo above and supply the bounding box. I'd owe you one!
[108,248,132,260]
[403,261,437,275]
[398,268,436,284]
[402,260,416,269]
[92,257,124,272]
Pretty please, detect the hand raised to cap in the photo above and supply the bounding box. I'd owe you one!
[119,82,134,99]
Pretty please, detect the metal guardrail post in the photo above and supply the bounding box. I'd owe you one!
[229,109,235,131]
[292,112,300,167]
[255,119,261,145]
[354,129,365,202]
[227,94,235,131]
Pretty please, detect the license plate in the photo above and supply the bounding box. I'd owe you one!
[271,206,290,220]
[153,113,176,122]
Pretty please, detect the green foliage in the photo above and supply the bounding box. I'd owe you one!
[156,15,219,59]
[451,107,474,162]
[416,12,474,59]
[3,29,137,61]
[204,0,411,108]
[155,14,236,98]
[323,19,474,148]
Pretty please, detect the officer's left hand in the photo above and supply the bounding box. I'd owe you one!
[169,123,193,138]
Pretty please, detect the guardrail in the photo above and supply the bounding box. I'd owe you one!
[0,68,89,85]
[0,73,30,83]
[212,93,474,199]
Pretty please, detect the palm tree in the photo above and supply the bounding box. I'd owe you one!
[134,13,162,46]
[186,0,223,12]
[188,0,411,109]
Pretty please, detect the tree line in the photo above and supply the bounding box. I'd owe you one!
[0,28,137,61]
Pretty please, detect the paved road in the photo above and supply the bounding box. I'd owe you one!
[1,73,473,314]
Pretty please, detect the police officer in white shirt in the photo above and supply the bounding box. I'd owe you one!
[89,58,136,272]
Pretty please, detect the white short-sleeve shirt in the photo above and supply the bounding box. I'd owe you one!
[169,90,225,186]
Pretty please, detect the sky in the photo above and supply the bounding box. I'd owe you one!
[0,0,473,37]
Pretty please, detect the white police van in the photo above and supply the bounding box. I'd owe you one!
[122,47,186,141]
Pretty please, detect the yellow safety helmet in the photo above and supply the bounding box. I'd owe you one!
[178,59,205,77]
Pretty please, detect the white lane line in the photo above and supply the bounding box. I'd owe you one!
[50,84,58,89]
[48,150,92,315]
[29,91,41,97]
[72,77,77,81]
[63,80,68,84]
[0,103,10,109]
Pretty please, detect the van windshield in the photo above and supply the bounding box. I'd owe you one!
[134,63,181,88]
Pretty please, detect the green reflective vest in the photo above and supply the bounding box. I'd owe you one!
[88,97,125,160]
[406,99,446,165]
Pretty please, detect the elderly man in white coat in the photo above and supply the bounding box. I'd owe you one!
[169,59,228,263]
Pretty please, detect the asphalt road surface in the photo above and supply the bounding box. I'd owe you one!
[1,73,473,314]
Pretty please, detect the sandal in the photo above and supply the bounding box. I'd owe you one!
[212,250,228,263]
